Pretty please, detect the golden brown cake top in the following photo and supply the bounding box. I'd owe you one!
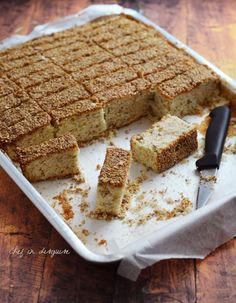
[0,90,29,113]
[0,13,221,146]
[16,133,78,165]
[44,41,102,64]
[0,112,51,144]
[1,54,45,72]
[93,78,151,105]
[133,51,187,76]
[0,75,19,97]
[99,147,131,187]
[8,59,53,81]
[99,29,155,50]
[83,68,138,94]
[147,58,197,86]
[37,85,91,113]
[72,58,127,82]
[51,99,101,124]
[28,75,76,100]
[0,43,36,62]
[1,100,43,127]
[157,65,219,99]
[14,64,66,89]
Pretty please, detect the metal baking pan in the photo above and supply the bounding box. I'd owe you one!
[1,5,236,276]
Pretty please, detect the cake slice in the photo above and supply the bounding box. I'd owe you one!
[16,134,81,182]
[93,78,152,129]
[131,115,197,173]
[50,99,107,144]
[0,112,54,160]
[95,147,132,216]
[151,65,219,118]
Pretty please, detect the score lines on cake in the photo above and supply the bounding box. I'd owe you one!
[0,14,219,160]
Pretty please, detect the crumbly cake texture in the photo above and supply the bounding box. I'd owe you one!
[96,147,132,216]
[131,115,198,173]
[16,134,81,182]
[0,14,220,160]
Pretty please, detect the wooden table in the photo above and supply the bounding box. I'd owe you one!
[0,1,236,302]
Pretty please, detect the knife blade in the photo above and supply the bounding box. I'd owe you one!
[196,106,231,208]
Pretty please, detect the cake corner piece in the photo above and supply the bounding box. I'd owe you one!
[95,147,132,217]
[16,133,81,182]
[131,115,198,173]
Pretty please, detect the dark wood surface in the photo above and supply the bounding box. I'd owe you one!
[0,1,236,302]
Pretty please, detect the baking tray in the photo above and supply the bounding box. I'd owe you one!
[1,5,236,278]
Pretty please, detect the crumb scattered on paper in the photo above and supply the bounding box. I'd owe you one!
[224,143,236,154]
[82,229,90,237]
[73,174,85,184]
[98,239,107,246]
[201,175,217,183]
[124,197,193,226]
[53,191,74,220]
[127,168,148,195]
[196,115,210,135]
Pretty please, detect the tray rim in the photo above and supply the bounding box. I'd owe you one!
[0,4,236,263]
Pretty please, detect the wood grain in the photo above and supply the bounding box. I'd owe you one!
[0,0,236,302]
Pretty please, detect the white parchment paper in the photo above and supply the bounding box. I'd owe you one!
[1,5,236,281]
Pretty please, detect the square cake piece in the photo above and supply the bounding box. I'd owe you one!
[131,115,197,173]
[151,65,219,118]
[16,134,81,182]
[96,147,132,216]
[0,111,54,160]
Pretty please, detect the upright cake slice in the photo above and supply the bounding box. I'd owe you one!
[131,115,197,173]
[16,134,81,182]
[96,147,131,216]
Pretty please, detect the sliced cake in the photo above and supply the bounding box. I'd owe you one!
[16,134,81,182]
[51,99,106,144]
[151,65,219,118]
[0,111,54,160]
[131,115,197,173]
[93,78,152,129]
[0,14,224,159]
[96,147,132,216]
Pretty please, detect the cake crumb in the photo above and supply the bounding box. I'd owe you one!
[96,164,101,170]
[159,188,167,196]
[166,197,175,204]
[123,197,192,226]
[82,229,90,237]
[127,169,148,195]
[224,143,236,154]
[73,174,85,184]
[78,220,85,227]
[98,239,107,246]
[53,191,74,220]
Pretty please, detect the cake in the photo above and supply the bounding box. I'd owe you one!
[0,111,54,160]
[95,147,131,216]
[16,134,81,182]
[130,115,198,173]
[0,14,220,161]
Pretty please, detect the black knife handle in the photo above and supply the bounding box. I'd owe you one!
[196,106,231,170]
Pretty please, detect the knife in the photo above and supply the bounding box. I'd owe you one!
[196,106,231,209]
